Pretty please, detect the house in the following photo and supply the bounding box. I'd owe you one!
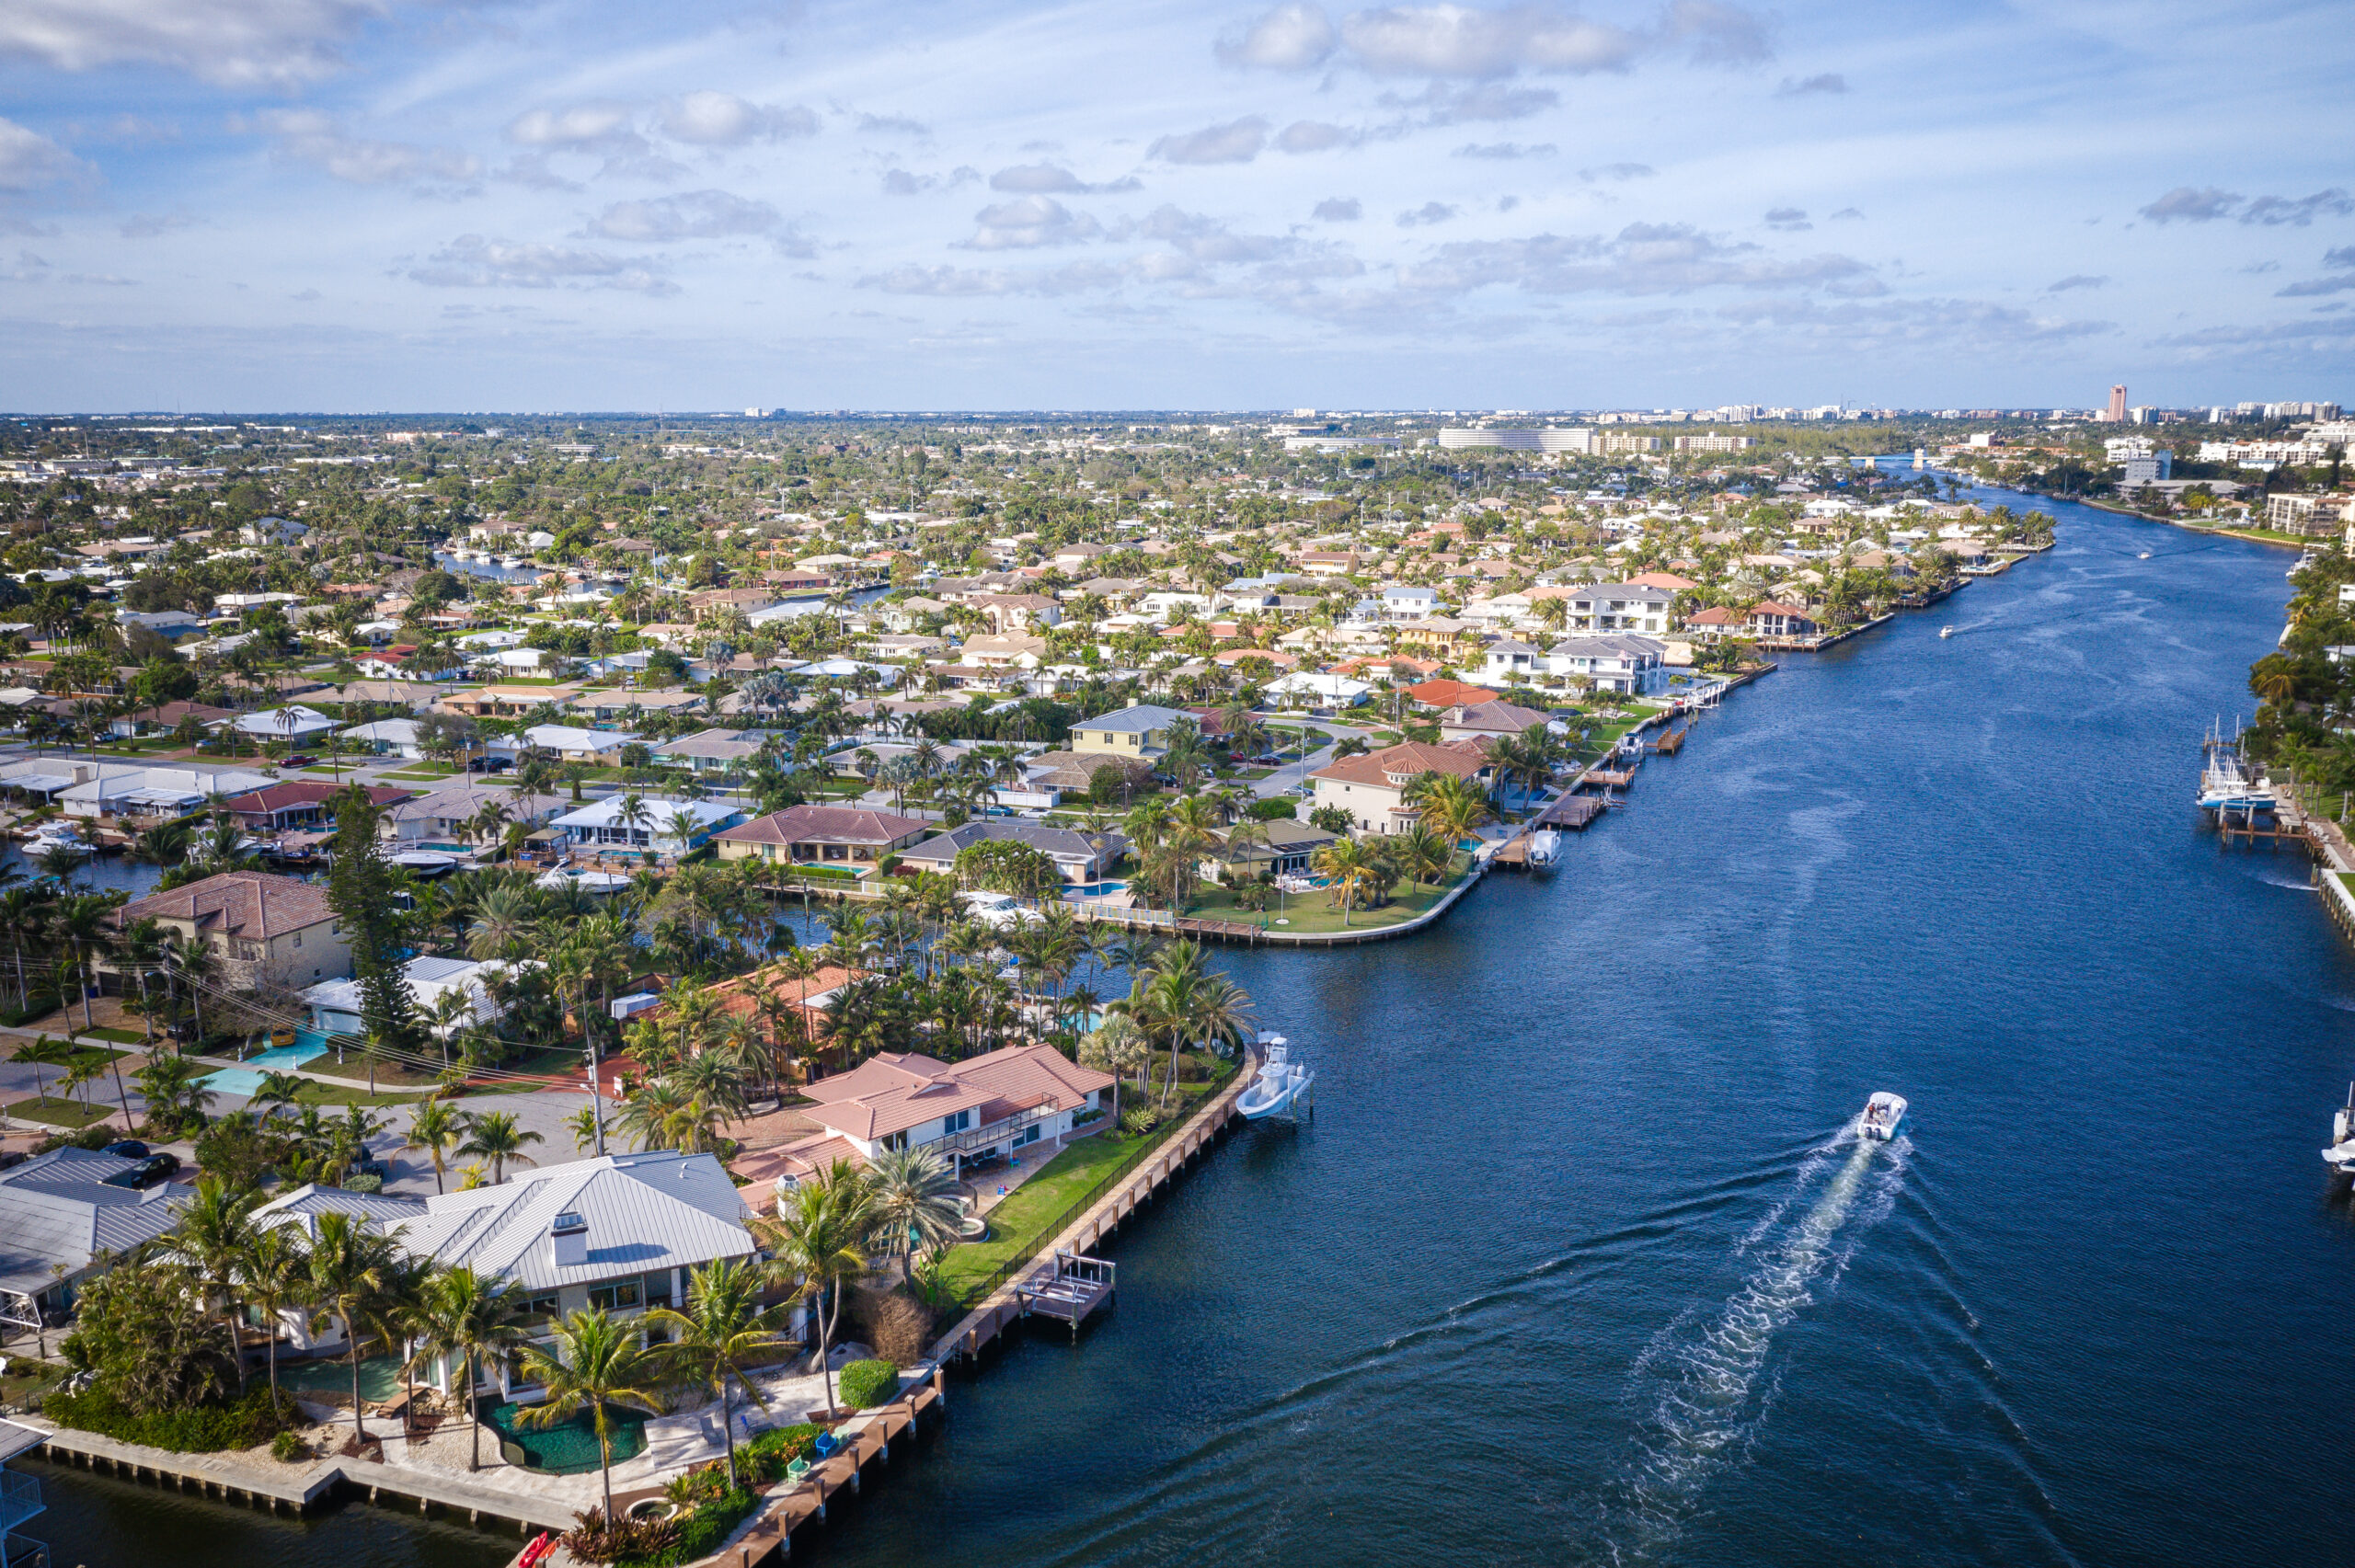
[385,784,566,845]
[1403,679,1498,710]
[218,781,412,832]
[893,819,1126,884]
[438,684,584,719]
[302,954,524,1038]
[653,727,764,776]
[116,608,208,642]
[713,804,932,868]
[568,689,706,724]
[250,1152,756,1394]
[959,632,1051,670]
[1265,670,1373,709]
[223,704,339,741]
[106,699,236,738]
[1746,601,1820,637]
[0,1149,191,1339]
[337,717,431,760]
[111,870,350,988]
[970,592,1062,630]
[1206,817,1338,879]
[1379,583,1442,620]
[56,762,273,819]
[1545,635,1669,694]
[1441,700,1552,746]
[1071,704,1190,760]
[1479,638,1547,687]
[1309,740,1489,835]
[1566,583,1675,635]
[512,724,641,764]
[550,795,743,856]
[1293,551,1361,577]
[760,1046,1115,1186]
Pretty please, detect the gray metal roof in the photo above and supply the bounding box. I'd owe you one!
[0,1163,189,1299]
[1075,704,1188,735]
[899,818,1126,865]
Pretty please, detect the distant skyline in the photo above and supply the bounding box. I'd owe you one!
[0,0,2349,412]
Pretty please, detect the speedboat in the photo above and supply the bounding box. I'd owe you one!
[2138,552,2153,560]
[1939,626,1955,639]
[1526,829,1562,867]
[1859,1091,1907,1141]
[22,822,91,860]
[2324,1084,2355,1174]
[1238,1035,1314,1120]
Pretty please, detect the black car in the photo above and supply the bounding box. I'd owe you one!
[101,1139,148,1161]
[100,1152,180,1189]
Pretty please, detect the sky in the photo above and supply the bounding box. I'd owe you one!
[0,0,2350,413]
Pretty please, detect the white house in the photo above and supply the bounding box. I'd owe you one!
[1264,670,1373,708]
[1545,635,1669,694]
[338,717,428,760]
[550,795,743,854]
[225,704,339,741]
[301,953,531,1037]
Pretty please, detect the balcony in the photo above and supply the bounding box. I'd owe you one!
[932,1104,1057,1158]
[0,1470,44,1537]
[3,1531,49,1568]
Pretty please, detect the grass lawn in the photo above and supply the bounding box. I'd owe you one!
[301,1050,445,1091]
[384,766,457,781]
[464,1043,586,1090]
[936,1062,1234,1304]
[78,1027,147,1046]
[0,1358,63,1407]
[287,1081,431,1108]
[7,1096,117,1128]
[6,1039,128,1067]
[1234,767,1274,780]
[1185,854,1473,935]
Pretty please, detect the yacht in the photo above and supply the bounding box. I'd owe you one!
[1526,828,1562,867]
[1858,1091,1907,1141]
[2196,729,2276,812]
[1238,1035,1314,1121]
[21,822,90,860]
[2324,1085,2355,1175]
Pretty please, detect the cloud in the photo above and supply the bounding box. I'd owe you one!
[2328,246,2355,269]
[1341,5,1644,76]
[2276,248,2355,297]
[883,169,932,195]
[1763,206,1809,230]
[1396,200,1458,226]
[989,163,1140,194]
[1135,204,1291,267]
[507,102,638,151]
[1828,206,1862,220]
[1400,221,1871,296]
[2138,186,2240,223]
[1580,161,1655,181]
[250,109,479,189]
[119,212,197,238]
[856,113,930,137]
[2141,185,2353,226]
[1217,1,1338,68]
[407,235,676,294]
[0,0,393,88]
[965,195,1101,249]
[1402,81,1559,122]
[0,117,86,191]
[1150,116,1270,165]
[1314,197,1361,222]
[1660,0,1771,63]
[2044,273,2107,292]
[1776,72,1846,95]
[859,261,1120,297]
[1276,120,1361,153]
[2241,189,2354,226]
[1455,141,1555,158]
[586,189,779,242]
[657,92,818,146]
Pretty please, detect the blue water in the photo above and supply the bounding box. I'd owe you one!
[807,487,2355,1568]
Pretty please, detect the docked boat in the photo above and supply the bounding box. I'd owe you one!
[1526,829,1562,867]
[2324,1084,2355,1175]
[1238,1035,1314,1121]
[1858,1091,1907,1141]
[2196,728,2276,812]
[21,822,91,860]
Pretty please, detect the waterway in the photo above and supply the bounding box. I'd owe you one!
[27,482,2352,1565]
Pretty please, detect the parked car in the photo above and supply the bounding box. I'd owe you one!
[100,1152,179,1189]
[283,754,317,767]
[100,1139,148,1161]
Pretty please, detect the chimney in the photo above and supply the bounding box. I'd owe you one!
[550,1210,588,1269]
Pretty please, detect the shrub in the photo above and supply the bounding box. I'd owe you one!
[1120,1105,1162,1135]
[343,1172,384,1194]
[742,1423,821,1482]
[271,1429,307,1463]
[833,1358,899,1411]
[562,1505,681,1568]
[1245,796,1301,821]
[45,1383,295,1454]
[847,1288,933,1368]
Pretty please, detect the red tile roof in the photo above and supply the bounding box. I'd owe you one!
[716,805,932,846]
[115,871,336,939]
[797,1045,1114,1144]
[1312,739,1488,789]
[1404,678,1497,707]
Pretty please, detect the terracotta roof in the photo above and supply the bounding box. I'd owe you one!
[798,1045,1113,1144]
[220,782,412,814]
[1685,606,1742,625]
[690,962,870,1025]
[1312,739,1488,789]
[116,871,336,939]
[1404,679,1497,707]
[717,805,932,846]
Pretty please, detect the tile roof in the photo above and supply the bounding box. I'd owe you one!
[1445,700,1552,733]
[1311,739,1488,789]
[718,805,933,846]
[116,870,337,939]
[798,1044,1114,1144]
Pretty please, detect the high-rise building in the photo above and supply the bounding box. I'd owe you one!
[2107,384,2128,422]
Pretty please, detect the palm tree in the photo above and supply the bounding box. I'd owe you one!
[863,1146,963,1282]
[405,1099,465,1195]
[306,1208,408,1451]
[456,1109,543,1185]
[409,1265,526,1472]
[1393,823,1451,894]
[250,1069,309,1121]
[52,893,113,1033]
[14,1034,72,1106]
[236,1222,310,1405]
[513,1309,667,1520]
[159,1175,260,1391]
[756,1165,872,1419]
[646,1258,782,1489]
[1310,836,1374,927]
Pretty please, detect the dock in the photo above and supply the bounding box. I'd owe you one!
[1016,1253,1116,1336]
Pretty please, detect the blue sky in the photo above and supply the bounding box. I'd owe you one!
[0,0,2349,412]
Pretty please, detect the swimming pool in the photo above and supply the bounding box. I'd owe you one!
[484,1399,649,1475]
[281,1354,403,1404]
[1063,879,1129,898]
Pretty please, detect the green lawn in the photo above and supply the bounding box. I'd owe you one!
[936,1063,1234,1304]
[299,1049,446,1091]
[383,765,458,780]
[0,1359,63,1408]
[6,1096,117,1128]
[77,1027,147,1047]
[286,1081,431,1108]
[1184,855,1473,935]
[463,1043,588,1091]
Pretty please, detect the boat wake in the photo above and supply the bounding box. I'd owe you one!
[1591,1127,1908,1563]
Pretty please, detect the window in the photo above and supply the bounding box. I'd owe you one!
[523,1291,560,1319]
[588,1278,642,1311]
[1017,1122,1042,1147]
[941,1109,972,1137]
[292,933,302,948]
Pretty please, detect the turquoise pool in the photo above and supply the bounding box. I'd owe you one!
[281,1354,403,1403]
[484,1400,649,1475]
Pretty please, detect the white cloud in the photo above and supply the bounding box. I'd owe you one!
[407,234,676,294]
[1136,204,1290,265]
[0,117,86,191]
[251,109,478,189]
[1275,120,1361,153]
[2044,274,2106,292]
[1396,200,1457,226]
[989,163,1140,195]
[507,102,638,151]
[1777,72,1846,96]
[1314,197,1361,221]
[859,261,1120,297]
[1580,161,1655,180]
[1217,2,1338,68]
[1344,5,1642,76]
[2143,186,2353,227]
[1401,221,1870,295]
[0,0,395,88]
[1454,141,1555,158]
[965,195,1102,249]
[586,189,779,242]
[1763,206,1809,230]
[657,92,818,146]
[1150,116,1270,165]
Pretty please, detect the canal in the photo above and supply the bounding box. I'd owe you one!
[29,485,2349,1566]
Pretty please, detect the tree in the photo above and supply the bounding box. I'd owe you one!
[14,1034,73,1106]
[59,1261,235,1416]
[157,1175,261,1393]
[306,1209,408,1452]
[457,1108,543,1184]
[410,1265,527,1472]
[326,788,427,1093]
[236,1223,310,1405]
[863,1146,963,1282]
[756,1164,872,1419]
[645,1258,782,1489]
[513,1309,667,1521]
[405,1099,465,1195]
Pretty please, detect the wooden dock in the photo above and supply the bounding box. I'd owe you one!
[687,1380,944,1568]
[1017,1253,1115,1336]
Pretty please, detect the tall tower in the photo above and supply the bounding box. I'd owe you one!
[2107,384,2128,422]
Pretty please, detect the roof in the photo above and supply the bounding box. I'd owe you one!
[1404,679,1498,707]
[896,818,1125,865]
[1684,606,1742,625]
[390,784,565,823]
[1312,739,1488,789]
[717,804,931,846]
[692,962,870,1025]
[799,1044,1113,1144]
[116,870,336,938]
[552,795,736,831]
[220,782,412,815]
[1074,704,1188,735]
[1445,700,1552,734]
[0,1150,190,1297]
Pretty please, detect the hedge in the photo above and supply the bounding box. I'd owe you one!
[44,1383,296,1453]
[834,1359,899,1410]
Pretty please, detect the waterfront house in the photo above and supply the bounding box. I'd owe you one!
[109,870,350,989]
[1440,700,1552,746]
[713,804,932,868]
[1479,638,1546,687]
[551,795,742,856]
[385,784,566,846]
[218,781,413,832]
[759,1046,1116,1188]
[1565,583,1675,635]
[1309,739,1490,835]
[893,818,1126,884]
[302,953,527,1039]
[1545,635,1669,695]
[0,1149,191,1344]
[1206,817,1338,879]
[54,761,273,818]
[1745,602,1820,637]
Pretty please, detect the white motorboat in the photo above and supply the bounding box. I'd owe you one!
[2323,1083,2355,1174]
[2138,552,2153,560]
[1526,829,1562,867]
[1939,626,1955,639]
[1238,1035,1314,1121]
[22,823,91,860]
[1858,1091,1907,1141]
